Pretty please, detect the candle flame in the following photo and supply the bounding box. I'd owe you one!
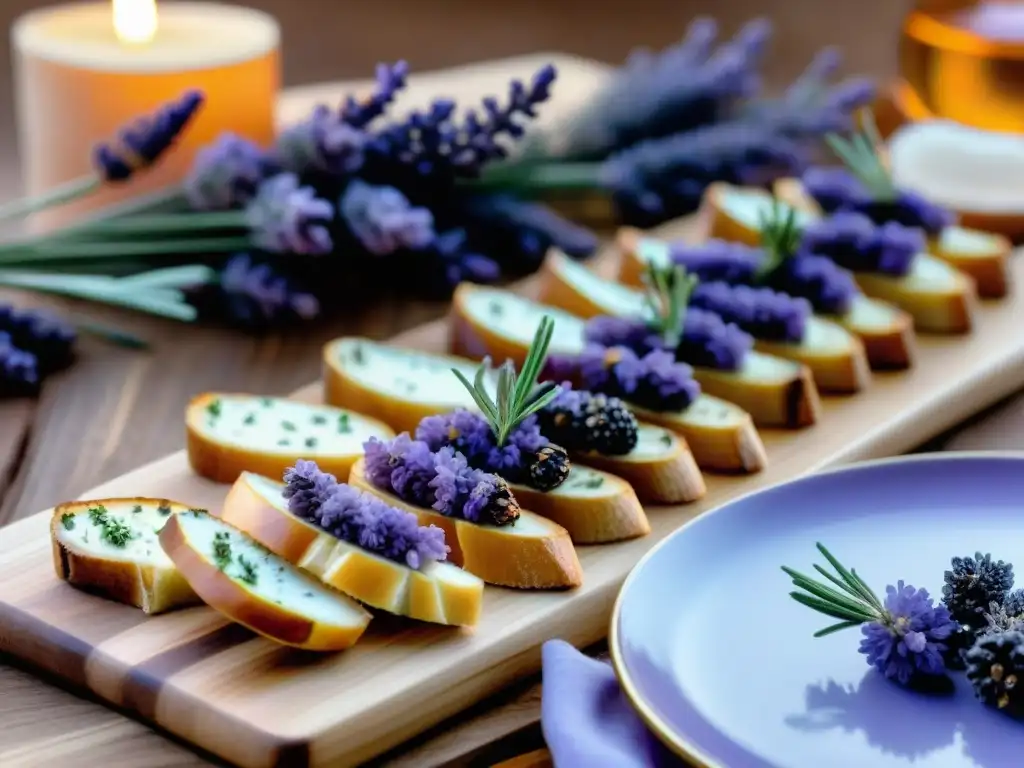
[112,0,158,45]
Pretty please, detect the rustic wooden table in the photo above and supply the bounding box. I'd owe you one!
[4,0,1013,765]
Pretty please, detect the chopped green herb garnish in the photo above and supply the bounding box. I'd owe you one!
[311,414,327,426]
[157,501,172,516]
[188,507,206,514]
[660,432,674,447]
[305,437,318,449]
[337,413,351,433]
[573,474,605,489]
[303,591,314,598]
[212,531,233,570]
[489,300,504,316]
[260,397,273,407]
[88,505,109,525]
[100,518,134,548]
[351,344,365,364]
[132,504,143,514]
[281,420,296,432]
[278,439,290,447]
[237,555,258,585]
[243,413,257,426]
[61,513,76,531]
[206,399,222,418]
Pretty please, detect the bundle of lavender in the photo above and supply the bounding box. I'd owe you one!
[468,16,876,228]
[0,61,595,320]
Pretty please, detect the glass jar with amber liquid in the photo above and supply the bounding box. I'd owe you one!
[900,0,1024,131]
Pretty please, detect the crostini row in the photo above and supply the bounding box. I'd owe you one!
[48,137,1017,653]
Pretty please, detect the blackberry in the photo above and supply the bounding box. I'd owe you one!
[942,552,1014,629]
[1005,589,1024,618]
[965,630,1024,716]
[482,477,521,526]
[526,444,571,491]
[941,622,975,671]
[537,390,639,456]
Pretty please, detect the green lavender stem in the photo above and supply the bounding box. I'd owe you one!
[465,162,603,194]
[0,236,251,265]
[61,210,248,237]
[0,175,101,223]
[74,320,150,349]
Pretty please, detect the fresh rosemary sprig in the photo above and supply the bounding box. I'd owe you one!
[782,542,886,637]
[824,108,895,201]
[755,197,803,281]
[641,262,697,348]
[452,315,560,446]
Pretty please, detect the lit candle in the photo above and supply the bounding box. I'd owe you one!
[12,1,280,229]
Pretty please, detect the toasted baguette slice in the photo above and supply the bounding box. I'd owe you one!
[215,473,484,624]
[159,509,372,649]
[541,247,870,394]
[503,464,650,543]
[51,498,202,615]
[451,282,820,429]
[773,176,1011,299]
[346,462,584,585]
[760,180,978,333]
[323,337,720,487]
[186,393,395,485]
[572,426,705,503]
[619,216,915,370]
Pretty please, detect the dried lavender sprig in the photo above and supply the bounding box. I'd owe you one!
[458,194,598,261]
[185,132,279,210]
[0,91,203,225]
[275,106,367,177]
[0,332,38,394]
[366,64,557,180]
[339,180,435,255]
[341,61,410,129]
[212,253,320,328]
[0,305,75,374]
[555,18,771,158]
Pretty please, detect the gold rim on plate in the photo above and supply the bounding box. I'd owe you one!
[608,450,1024,768]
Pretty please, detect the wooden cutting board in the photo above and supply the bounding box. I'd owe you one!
[5,56,1024,768]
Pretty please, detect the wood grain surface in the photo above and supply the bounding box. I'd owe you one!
[5,202,1024,766]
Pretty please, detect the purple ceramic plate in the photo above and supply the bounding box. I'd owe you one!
[610,454,1024,768]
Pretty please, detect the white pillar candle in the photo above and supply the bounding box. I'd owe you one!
[12,1,281,230]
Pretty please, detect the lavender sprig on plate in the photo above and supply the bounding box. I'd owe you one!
[783,542,957,686]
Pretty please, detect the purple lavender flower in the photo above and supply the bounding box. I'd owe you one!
[341,61,410,129]
[363,433,520,525]
[562,18,769,157]
[800,211,923,277]
[578,344,700,411]
[185,133,277,210]
[288,472,448,570]
[859,582,957,686]
[583,315,662,354]
[245,173,333,255]
[339,180,435,255]
[603,121,807,227]
[366,64,556,180]
[679,307,753,370]
[741,49,875,139]
[690,281,810,343]
[459,194,598,263]
[275,106,367,177]
[802,166,954,236]
[93,90,204,182]
[283,458,339,519]
[217,254,320,326]
[0,332,38,393]
[0,304,75,375]
[540,352,582,384]
[415,409,546,483]
[769,253,858,316]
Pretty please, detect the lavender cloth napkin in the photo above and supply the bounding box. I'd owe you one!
[540,639,681,767]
